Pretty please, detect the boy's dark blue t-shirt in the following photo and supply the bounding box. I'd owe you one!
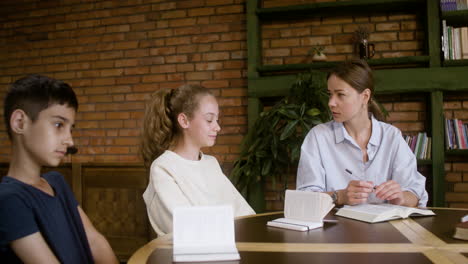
[0,171,94,263]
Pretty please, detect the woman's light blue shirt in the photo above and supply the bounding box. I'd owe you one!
[296,115,428,207]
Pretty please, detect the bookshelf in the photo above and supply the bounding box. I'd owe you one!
[247,0,468,208]
[441,8,468,65]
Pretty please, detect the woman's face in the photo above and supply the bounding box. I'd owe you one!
[182,95,221,148]
[327,74,370,123]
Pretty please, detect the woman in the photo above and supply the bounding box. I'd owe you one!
[140,84,255,236]
[296,60,428,207]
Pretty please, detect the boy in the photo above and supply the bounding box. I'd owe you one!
[0,75,118,263]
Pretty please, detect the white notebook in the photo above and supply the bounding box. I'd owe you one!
[173,205,240,262]
[267,190,335,231]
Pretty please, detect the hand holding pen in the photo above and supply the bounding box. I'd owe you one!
[343,180,374,205]
[373,180,405,205]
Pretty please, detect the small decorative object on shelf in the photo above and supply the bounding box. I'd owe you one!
[310,45,327,61]
[352,26,375,59]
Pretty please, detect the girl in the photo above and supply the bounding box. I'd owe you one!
[296,60,428,207]
[140,84,255,236]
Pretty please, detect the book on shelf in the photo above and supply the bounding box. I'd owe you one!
[403,132,431,160]
[453,215,468,240]
[172,205,240,262]
[440,0,468,11]
[335,203,435,223]
[445,118,468,149]
[267,190,335,231]
[441,22,468,61]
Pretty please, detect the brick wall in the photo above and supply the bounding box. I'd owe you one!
[261,9,424,64]
[0,0,466,210]
[0,0,247,164]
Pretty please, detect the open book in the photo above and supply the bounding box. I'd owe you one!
[335,203,435,223]
[267,190,335,231]
[173,206,240,262]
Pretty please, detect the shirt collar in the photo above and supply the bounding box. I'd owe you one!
[332,114,381,147]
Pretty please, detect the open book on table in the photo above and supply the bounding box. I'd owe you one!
[267,190,335,231]
[173,205,240,262]
[335,203,435,223]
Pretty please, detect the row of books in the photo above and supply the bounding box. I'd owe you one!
[440,0,468,11]
[445,118,468,149]
[404,132,432,160]
[441,22,468,60]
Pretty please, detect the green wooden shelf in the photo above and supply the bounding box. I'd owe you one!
[446,149,468,156]
[257,56,431,73]
[257,0,424,18]
[442,59,468,67]
[441,10,468,26]
[417,159,433,166]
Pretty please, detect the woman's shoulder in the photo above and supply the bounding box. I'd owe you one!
[306,120,335,138]
[376,120,402,137]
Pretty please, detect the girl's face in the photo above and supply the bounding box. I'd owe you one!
[327,74,370,123]
[182,95,221,148]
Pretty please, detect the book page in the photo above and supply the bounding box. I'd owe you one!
[173,205,239,259]
[284,190,334,222]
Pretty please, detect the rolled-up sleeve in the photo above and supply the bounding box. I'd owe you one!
[297,129,326,192]
[391,132,428,207]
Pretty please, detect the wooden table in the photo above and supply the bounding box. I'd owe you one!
[128,208,468,264]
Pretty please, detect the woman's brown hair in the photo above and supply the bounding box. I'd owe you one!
[327,59,385,121]
[140,84,214,168]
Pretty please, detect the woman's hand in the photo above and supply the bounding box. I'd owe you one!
[343,180,374,205]
[374,180,405,205]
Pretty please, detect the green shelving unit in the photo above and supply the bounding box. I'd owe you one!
[247,0,468,209]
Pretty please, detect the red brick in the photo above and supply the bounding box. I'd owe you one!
[177,64,195,72]
[201,80,229,88]
[203,52,230,61]
[174,26,201,36]
[185,71,213,80]
[213,70,242,79]
[216,5,243,14]
[196,62,223,71]
[151,65,176,73]
[188,7,215,17]
[192,34,220,43]
[446,192,468,202]
[169,18,197,28]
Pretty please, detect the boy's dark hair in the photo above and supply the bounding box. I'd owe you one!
[3,74,78,139]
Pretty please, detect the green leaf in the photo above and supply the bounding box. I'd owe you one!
[278,108,299,119]
[280,120,299,140]
[300,103,306,117]
[306,108,321,116]
[261,159,272,176]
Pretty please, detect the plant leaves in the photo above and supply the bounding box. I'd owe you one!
[280,120,299,140]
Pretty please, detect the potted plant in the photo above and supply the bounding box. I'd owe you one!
[310,45,327,61]
[230,71,331,212]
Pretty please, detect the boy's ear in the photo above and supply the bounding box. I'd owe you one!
[10,109,29,135]
[177,113,190,129]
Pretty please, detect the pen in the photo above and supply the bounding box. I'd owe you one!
[345,169,352,174]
